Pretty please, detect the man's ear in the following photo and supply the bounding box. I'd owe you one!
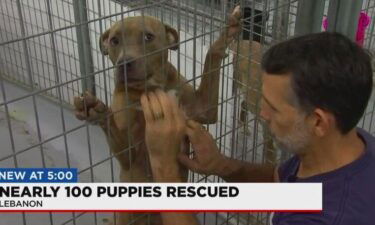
[99,29,111,55]
[311,108,334,137]
[165,24,179,50]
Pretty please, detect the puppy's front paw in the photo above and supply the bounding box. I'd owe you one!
[73,91,109,125]
[227,5,242,39]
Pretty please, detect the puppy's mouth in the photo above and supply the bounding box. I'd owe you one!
[116,65,152,84]
[117,65,140,83]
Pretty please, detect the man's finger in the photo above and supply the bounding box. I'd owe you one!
[155,89,174,121]
[187,120,206,130]
[178,153,200,172]
[140,94,153,123]
[148,91,163,120]
[186,126,204,146]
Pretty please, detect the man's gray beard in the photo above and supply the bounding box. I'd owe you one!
[271,116,311,154]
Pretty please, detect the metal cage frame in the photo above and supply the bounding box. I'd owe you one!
[0,0,375,225]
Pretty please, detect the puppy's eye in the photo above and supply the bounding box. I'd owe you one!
[110,37,119,46]
[144,33,154,42]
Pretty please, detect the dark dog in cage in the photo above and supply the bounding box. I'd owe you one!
[73,6,242,225]
[230,40,276,163]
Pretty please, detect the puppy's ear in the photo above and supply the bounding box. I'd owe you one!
[99,29,111,55]
[165,24,179,50]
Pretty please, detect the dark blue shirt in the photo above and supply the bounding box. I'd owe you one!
[272,128,375,225]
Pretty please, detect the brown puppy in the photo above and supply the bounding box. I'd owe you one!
[74,7,241,225]
[230,40,276,164]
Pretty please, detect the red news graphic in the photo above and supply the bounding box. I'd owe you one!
[0,183,322,212]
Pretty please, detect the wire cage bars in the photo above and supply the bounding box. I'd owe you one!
[1,0,375,225]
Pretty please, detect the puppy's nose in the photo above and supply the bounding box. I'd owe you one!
[117,56,134,68]
[126,57,135,69]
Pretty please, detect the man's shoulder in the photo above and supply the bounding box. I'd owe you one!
[341,129,375,225]
[354,128,375,178]
[357,128,375,154]
[273,128,375,225]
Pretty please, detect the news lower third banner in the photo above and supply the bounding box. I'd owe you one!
[0,168,322,212]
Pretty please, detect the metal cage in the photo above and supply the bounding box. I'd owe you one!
[0,0,375,225]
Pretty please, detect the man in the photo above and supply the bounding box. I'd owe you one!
[140,32,375,225]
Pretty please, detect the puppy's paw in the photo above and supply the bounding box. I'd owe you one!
[73,91,109,125]
[227,5,242,39]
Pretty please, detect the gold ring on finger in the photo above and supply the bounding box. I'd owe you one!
[154,112,164,120]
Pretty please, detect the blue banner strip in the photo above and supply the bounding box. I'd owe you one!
[0,168,77,183]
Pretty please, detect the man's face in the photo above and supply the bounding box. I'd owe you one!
[260,73,313,154]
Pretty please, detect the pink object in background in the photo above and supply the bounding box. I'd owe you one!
[322,12,371,46]
[356,12,371,46]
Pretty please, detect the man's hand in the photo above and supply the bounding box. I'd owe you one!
[179,120,277,183]
[178,120,228,176]
[140,89,186,182]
